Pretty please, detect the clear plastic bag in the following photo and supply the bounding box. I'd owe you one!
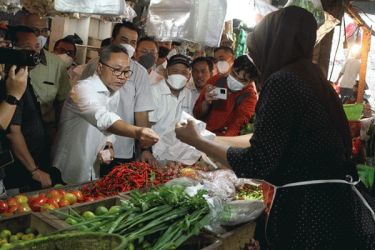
[218,199,265,226]
[285,0,325,27]
[54,0,126,15]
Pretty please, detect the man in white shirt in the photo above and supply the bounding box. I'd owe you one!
[52,45,159,184]
[187,57,214,105]
[149,54,195,162]
[106,22,158,174]
[335,54,361,100]
[134,37,164,85]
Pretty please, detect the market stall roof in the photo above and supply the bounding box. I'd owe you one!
[345,2,375,36]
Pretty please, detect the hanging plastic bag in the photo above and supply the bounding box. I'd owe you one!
[285,0,325,27]
[315,12,340,45]
[146,0,227,47]
[54,0,126,15]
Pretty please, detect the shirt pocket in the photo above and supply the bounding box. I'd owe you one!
[42,81,58,103]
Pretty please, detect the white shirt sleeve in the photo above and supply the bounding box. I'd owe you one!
[70,83,121,131]
[132,62,155,112]
[148,86,159,123]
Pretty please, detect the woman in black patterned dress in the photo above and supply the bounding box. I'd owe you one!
[176,6,375,250]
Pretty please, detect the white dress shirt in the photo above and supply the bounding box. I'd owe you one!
[52,74,121,184]
[340,58,361,88]
[149,79,195,161]
[113,60,155,159]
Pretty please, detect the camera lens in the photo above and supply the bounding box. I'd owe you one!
[220,89,225,94]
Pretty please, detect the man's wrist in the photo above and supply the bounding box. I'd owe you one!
[141,147,152,153]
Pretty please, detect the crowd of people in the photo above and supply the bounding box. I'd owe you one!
[0,12,259,191]
[0,6,374,249]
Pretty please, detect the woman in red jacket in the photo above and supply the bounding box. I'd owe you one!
[193,55,258,136]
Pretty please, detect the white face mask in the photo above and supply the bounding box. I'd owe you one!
[227,74,245,92]
[56,53,73,68]
[121,43,135,58]
[167,74,188,90]
[217,60,230,74]
[37,35,47,49]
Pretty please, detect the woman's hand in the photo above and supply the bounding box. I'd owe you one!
[175,119,202,146]
[204,84,218,104]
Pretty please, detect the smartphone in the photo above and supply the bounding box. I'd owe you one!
[212,87,227,100]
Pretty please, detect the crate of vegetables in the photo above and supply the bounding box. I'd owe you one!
[38,196,126,230]
[0,213,59,248]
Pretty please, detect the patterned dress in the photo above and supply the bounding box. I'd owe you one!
[227,71,375,250]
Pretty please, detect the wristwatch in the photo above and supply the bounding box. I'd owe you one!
[5,95,20,105]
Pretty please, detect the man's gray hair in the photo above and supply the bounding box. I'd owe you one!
[99,44,128,63]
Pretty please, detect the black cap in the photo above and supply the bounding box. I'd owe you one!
[167,54,192,68]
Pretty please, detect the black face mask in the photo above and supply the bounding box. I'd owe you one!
[158,46,170,58]
[138,53,155,70]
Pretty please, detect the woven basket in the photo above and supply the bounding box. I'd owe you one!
[6,232,126,250]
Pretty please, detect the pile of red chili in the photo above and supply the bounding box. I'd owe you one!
[81,162,173,197]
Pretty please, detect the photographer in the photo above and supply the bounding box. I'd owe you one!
[3,26,62,191]
[193,55,258,136]
[0,66,28,198]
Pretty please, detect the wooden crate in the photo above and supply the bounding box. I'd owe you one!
[37,196,125,230]
[0,213,58,235]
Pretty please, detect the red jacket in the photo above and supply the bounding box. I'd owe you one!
[193,75,257,136]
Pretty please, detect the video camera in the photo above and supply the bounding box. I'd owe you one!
[0,48,40,67]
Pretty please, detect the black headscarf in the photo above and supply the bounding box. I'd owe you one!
[248,6,352,159]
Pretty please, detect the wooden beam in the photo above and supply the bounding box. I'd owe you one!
[357,27,371,103]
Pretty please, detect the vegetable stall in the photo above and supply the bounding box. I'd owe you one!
[0,163,264,249]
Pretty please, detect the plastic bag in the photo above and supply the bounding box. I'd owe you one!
[218,199,265,226]
[285,0,325,27]
[146,0,227,47]
[54,0,126,15]
[315,12,340,45]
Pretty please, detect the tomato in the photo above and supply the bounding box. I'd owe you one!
[108,205,121,214]
[84,196,95,202]
[46,198,59,209]
[0,200,8,213]
[7,197,17,206]
[15,195,28,204]
[71,190,84,202]
[82,211,96,220]
[64,193,77,204]
[30,197,48,212]
[17,204,31,213]
[95,206,108,216]
[8,205,18,213]
[58,190,66,196]
[40,204,55,211]
[58,199,70,207]
[46,190,61,200]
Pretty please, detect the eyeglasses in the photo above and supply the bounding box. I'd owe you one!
[137,49,158,57]
[231,70,250,84]
[55,48,75,58]
[100,61,133,78]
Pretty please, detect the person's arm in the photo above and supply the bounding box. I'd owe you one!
[177,73,300,179]
[106,120,158,148]
[56,61,71,122]
[224,87,257,136]
[176,120,230,165]
[135,111,158,166]
[193,84,218,119]
[214,134,252,148]
[7,125,52,188]
[71,83,159,148]
[0,66,28,130]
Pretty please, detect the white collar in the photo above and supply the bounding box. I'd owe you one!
[90,73,110,94]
